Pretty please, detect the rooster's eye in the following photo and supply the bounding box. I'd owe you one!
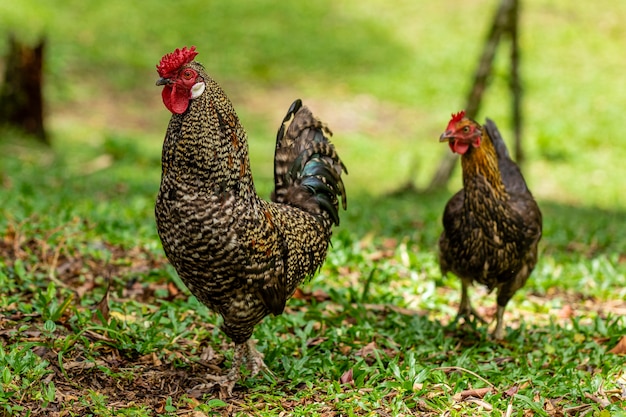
[463,126,470,133]
[182,69,194,80]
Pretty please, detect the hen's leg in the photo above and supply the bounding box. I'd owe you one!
[455,279,486,324]
[493,305,507,340]
[493,266,531,340]
[493,283,517,340]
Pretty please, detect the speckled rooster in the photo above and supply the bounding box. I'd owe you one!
[154,46,347,394]
[438,111,542,339]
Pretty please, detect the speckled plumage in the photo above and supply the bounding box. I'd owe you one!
[154,52,346,393]
[438,117,542,339]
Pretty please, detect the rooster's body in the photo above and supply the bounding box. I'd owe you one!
[154,47,346,394]
[438,112,542,339]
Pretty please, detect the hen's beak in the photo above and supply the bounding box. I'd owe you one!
[439,131,454,142]
[156,77,171,86]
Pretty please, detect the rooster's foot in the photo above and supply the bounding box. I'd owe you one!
[244,340,272,377]
[190,370,240,398]
[189,340,272,398]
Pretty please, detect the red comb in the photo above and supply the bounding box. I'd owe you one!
[445,110,466,131]
[156,46,198,78]
[450,110,466,124]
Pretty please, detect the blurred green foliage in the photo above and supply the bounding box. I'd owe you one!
[1,0,625,207]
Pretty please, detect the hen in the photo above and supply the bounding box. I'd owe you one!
[438,111,542,339]
[154,47,347,394]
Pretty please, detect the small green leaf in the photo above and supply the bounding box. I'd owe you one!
[43,320,56,333]
[45,381,56,402]
[2,367,12,384]
[13,260,26,280]
[205,399,228,408]
[52,292,75,322]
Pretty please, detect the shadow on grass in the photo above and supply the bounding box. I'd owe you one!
[342,189,626,259]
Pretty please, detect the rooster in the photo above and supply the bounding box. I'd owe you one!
[154,46,347,395]
[438,111,542,339]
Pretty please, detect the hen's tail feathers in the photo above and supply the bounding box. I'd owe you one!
[272,99,347,226]
[484,118,529,194]
[484,118,511,161]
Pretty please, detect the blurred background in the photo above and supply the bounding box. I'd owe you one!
[0,0,624,229]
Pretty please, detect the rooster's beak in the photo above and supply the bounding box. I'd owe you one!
[156,77,171,86]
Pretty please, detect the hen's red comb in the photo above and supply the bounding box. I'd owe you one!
[156,46,198,77]
[445,110,466,131]
[450,110,466,124]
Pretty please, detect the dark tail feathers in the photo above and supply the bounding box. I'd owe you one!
[271,99,347,226]
[484,118,511,161]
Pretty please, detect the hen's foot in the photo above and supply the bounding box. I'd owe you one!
[453,282,487,325]
[454,303,487,325]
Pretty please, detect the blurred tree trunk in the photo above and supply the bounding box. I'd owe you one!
[0,35,48,144]
[509,0,522,163]
[426,0,521,191]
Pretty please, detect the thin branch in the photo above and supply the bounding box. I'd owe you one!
[583,392,611,408]
[426,0,518,191]
[433,366,496,388]
[509,0,523,163]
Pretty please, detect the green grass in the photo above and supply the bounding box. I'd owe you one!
[1,0,626,416]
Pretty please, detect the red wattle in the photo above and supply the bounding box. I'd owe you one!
[161,85,190,114]
[452,141,470,155]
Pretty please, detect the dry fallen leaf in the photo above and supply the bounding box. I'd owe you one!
[457,387,493,400]
[608,335,626,355]
[92,275,111,324]
[291,288,330,302]
[64,360,106,371]
[543,398,558,415]
[503,384,519,397]
[465,397,493,411]
[366,250,394,261]
[292,287,306,300]
[557,304,574,319]
[167,281,180,297]
[306,337,328,347]
[339,344,351,355]
[354,341,378,358]
[339,368,354,386]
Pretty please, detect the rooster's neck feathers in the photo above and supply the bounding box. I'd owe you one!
[161,73,256,199]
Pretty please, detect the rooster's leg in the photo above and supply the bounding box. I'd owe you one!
[244,339,271,377]
[190,343,247,397]
[190,340,270,397]
[455,279,486,324]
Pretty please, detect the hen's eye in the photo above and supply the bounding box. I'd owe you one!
[463,126,470,133]
[182,69,194,80]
